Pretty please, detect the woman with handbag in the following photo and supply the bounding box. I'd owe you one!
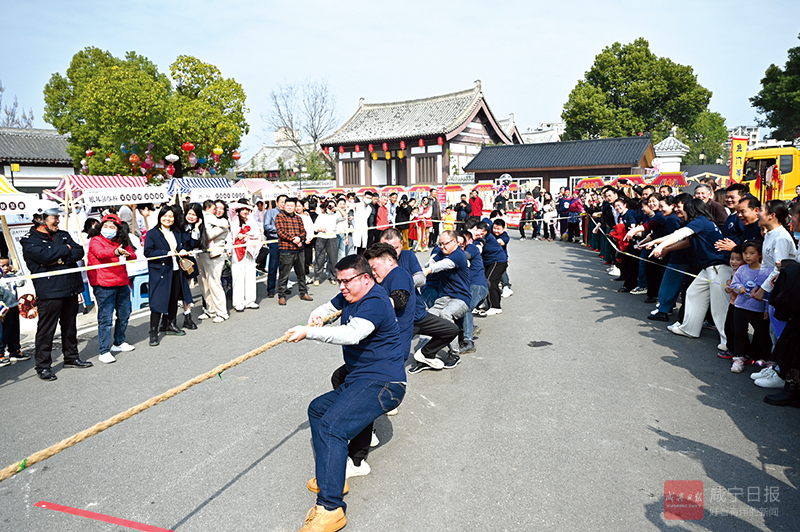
[197,200,230,323]
[87,213,137,363]
[144,206,195,346]
[229,201,262,312]
[176,203,205,329]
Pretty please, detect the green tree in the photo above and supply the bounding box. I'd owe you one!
[676,110,729,165]
[43,47,249,179]
[561,38,711,141]
[751,34,800,141]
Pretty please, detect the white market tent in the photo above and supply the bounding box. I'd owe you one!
[47,174,149,200]
[167,177,246,203]
[232,178,289,200]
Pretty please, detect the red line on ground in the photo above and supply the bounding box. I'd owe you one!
[35,501,174,532]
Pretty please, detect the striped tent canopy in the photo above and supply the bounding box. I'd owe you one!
[0,174,23,194]
[167,177,232,195]
[471,183,495,192]
[576,177,606,189]
[611,175,648,186]
[651,172,688,187]
[232,178,277,194]
[52,175,147,197]
[325,188,346,195]
[381,186,406,194]
[357,187,379,194]
[442,184,463,192]
[408,185,432,193]
[301,188,321,196]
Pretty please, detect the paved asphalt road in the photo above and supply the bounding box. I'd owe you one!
[0,238,798,532]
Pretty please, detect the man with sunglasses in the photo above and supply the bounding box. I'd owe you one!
[286,254,405,532]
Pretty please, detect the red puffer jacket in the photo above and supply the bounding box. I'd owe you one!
[87,235,137,287]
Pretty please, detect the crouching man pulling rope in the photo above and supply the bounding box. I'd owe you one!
[286,254,406,532]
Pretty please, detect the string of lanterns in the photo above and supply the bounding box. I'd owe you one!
[324,137,444,161]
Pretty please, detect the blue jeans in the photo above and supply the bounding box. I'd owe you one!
[94,285,132,354]
[461,284,488,341]
[637,249,647,288]
[266,241,280,293]
[308,379,405,511]
[658,262,690,314]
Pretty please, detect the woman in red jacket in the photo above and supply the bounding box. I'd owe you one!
[87,214,137,364]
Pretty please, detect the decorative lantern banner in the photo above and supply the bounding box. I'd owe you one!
[729,136,748,183]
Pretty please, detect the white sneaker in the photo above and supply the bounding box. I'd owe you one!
[413,348,444,370]
[197,312,214,320]
[667,324,697,338]
[751,366,776,381]
[630,286,647,295]
[386,407,399,416]
[346,456,371,478]
[607,266,621,277]
[245,302,259,309]
[111,342,135,353]
[213,316,226,323]
[755,373,785,389]
[717,343,729,352]
[485,308,503,316]
[287,280,296,289]
[501,287,514,298]
[98,352,116,364]
[370,430,380,447]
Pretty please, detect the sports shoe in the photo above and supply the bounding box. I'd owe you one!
[346,456,371,478]
[9,352,30,361]
[111,342,135,353]
[0,356,9,367]
[245,302,260,309]
[459,341,476,354]
[717,343,728,352]
[98,352,116,364]
[314,280,320,286]
[649,308,672,316]
[407,362,433,374]
[287,280,296,289]
[443,354,461,369]
[667,324,698,339]
[197,312,214,320]
[755,373,786,389]
[213,316,226,323]
[717,351,734,359]
[485,308,503,316]
[306,478,349,495]
[730,357,747,373]
[386,407,399,416]
[751,366,776,381]
[473,309,487,318]
[413,349,444,370]
[472,326,482,337]
[501,287,514,298]
[607,266,620,277]
[298,505,346,532]
[647,312,669,322]
[370,430,380,447]
[630,287,647,295]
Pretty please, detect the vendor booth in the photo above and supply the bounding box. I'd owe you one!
[232,179,289,201]
[167,177,246,203]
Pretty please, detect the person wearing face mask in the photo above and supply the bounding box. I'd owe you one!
[87,214,137,364]
[314,200,342,285]
[22,204,93,380]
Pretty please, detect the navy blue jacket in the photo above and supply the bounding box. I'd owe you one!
[21,228,85,299]
[144,227,194,314]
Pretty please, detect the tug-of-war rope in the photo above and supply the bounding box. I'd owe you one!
[0,310,341,483]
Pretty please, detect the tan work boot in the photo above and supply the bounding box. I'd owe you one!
[307,477,349,495]
[299,505,346,532]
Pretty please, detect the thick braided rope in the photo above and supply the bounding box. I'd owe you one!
[0,310,342,483]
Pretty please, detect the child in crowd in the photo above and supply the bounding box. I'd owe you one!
[443,205,456,232]
[719,246,744,359]
[408,206,420,251]
[0,257,26,366]
[729,241,772,373]
[493,219,513,298]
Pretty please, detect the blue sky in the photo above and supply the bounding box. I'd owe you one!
[2,0,798,158]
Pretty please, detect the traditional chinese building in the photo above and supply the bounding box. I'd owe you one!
[0,127,75,194]
[320,82,521,189]
[463,136,655,194]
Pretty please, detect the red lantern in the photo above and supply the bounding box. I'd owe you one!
[368,144,374,153]
[382,142,388,151]
[129,153,140,165]
[324,147,330,154]
[418,139,424,147]
[166,164,175,177]
[339,146,344,154]
[86,149,94,157]
[437,137,444,145]
[182,142,195,152]
[232,151,241,161]
[400,141,406,150]
[355,145,361,153]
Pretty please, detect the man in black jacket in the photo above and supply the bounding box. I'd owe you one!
[21,205,93,381]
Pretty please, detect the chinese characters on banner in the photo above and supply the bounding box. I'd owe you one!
[729,136,749,183]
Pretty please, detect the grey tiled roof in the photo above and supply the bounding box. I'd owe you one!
[464,137,653,171]
[0,127,73,164]
[654,136,689,153]
[322,85,483,145]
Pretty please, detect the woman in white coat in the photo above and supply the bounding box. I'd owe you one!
[229,201,263,312]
